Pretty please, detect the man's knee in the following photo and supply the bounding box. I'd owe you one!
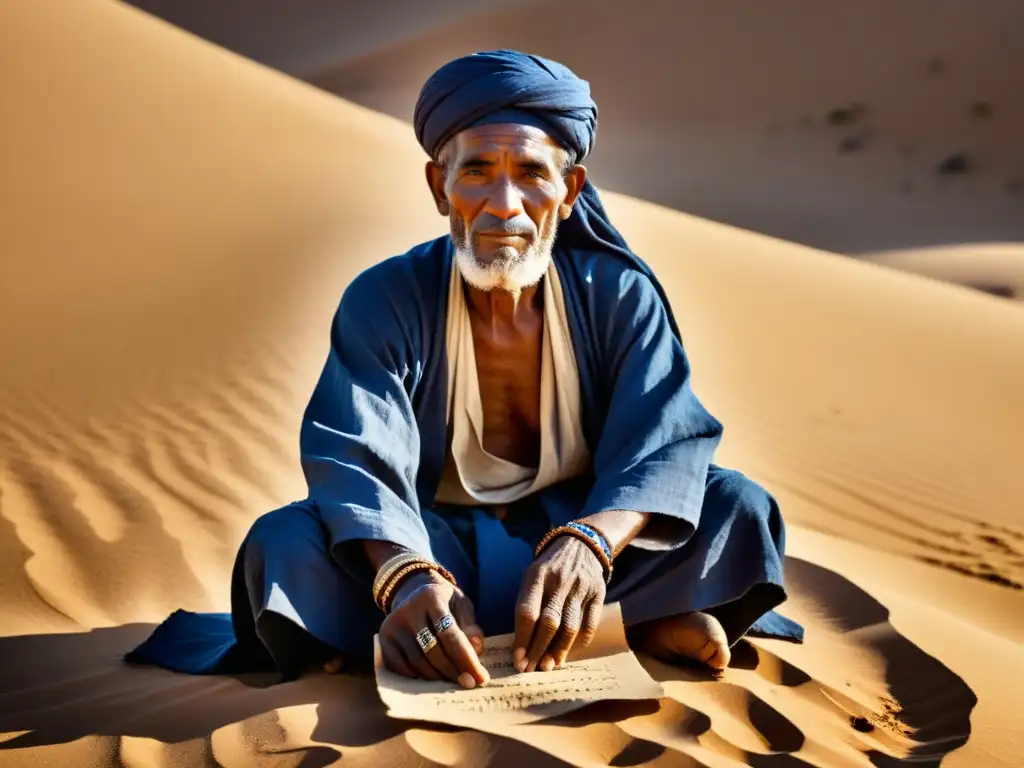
[706,468,783,540]
[243,500,326,561]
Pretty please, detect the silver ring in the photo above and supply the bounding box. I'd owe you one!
[434,613,455,634]
[416,627,437,653]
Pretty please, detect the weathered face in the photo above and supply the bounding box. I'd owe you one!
[427,123,585,292]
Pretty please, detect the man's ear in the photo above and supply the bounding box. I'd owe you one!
[559,164,587,220]
[425,160,450,216]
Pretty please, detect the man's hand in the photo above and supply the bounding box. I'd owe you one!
[512,536,605,673]
[379,570,489,689]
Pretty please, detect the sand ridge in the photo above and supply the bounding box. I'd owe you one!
[1,0,1021,766]
[865,244,1024,301]
[295,0,1024,254]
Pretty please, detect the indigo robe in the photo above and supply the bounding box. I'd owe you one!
[127,237,803,676]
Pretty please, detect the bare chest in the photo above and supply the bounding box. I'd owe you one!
[471,317,543,467]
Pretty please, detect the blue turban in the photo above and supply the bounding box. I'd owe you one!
[414,49,682,337]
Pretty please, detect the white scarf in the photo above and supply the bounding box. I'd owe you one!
[435,260,591,505]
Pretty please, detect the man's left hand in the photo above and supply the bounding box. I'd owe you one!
[512,536,605,673]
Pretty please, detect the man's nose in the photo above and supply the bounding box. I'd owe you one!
[484,176,524,219]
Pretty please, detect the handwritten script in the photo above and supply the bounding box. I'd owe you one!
[373,602,663,727]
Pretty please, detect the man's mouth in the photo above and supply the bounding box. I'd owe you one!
[478,232,528,241]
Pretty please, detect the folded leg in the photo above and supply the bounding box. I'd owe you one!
[609,466,799,645]
[231,500,383,679]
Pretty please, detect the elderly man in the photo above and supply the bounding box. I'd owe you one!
[129,50,802,687]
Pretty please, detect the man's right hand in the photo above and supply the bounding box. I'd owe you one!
[378,570,489,689]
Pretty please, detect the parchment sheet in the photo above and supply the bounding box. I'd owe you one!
[374,602,663,727]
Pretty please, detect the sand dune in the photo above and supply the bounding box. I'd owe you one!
[2,1,1023,767]
[313,0,1024,255]
[123,0,529,78]
[127,0,1024,254]
[865,244,1024,301]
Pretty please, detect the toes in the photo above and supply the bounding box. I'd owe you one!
[697,636,731,670]
[323,656,345,674]
[705,641,731,671]
[698,639,717,663]
[642,612,732,672]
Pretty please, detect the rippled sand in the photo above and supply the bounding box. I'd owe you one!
[1,1,1022,766]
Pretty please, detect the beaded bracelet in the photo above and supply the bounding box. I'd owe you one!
[376,560,457,614]
[372,553,426,606]
[377,561,435,613]
[567,522,614,561]
[380,561,457,614]
[534,522,614,583]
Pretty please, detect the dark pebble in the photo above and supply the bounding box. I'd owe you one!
[851,716,875,733]
[840,136,864,153]
[970,101,993,119]
[938,153,971,175]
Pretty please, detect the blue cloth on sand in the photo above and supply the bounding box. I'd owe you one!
[127,239,803,676]
[126,50,803,677]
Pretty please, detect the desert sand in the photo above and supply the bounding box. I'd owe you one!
[864,244,1024,301]
[128,0,1024,254]
[2,1,1023,767]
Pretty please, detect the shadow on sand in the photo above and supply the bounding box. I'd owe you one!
[0,558,975,767]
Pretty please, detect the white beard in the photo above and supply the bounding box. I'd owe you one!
[453,243,552,293]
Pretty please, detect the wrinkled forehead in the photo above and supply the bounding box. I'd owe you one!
[447,122,566,163]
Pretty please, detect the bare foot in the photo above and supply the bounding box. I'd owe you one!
[322,654,346,674]
[633,612,731,671]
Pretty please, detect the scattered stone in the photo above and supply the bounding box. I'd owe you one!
[970,101,994,119]
[877,697,913,737]
[826,103,866,126]
[827,108,852,126]
[850,716,875,733]
[937,153,971,175]
[839,135,865,153]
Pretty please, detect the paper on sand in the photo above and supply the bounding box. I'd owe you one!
[373,602,663,727]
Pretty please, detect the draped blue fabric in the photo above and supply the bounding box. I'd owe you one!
[414,50,598,165]
[125,50,803,677]
[127,239,803,675]
[414,49,684,336]
[301,237,728,581]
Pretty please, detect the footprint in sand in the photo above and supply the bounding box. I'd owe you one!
[783,469,1024,593]
[609,557,978,766]
[914,523,1024,591]
[0,558,979,768]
